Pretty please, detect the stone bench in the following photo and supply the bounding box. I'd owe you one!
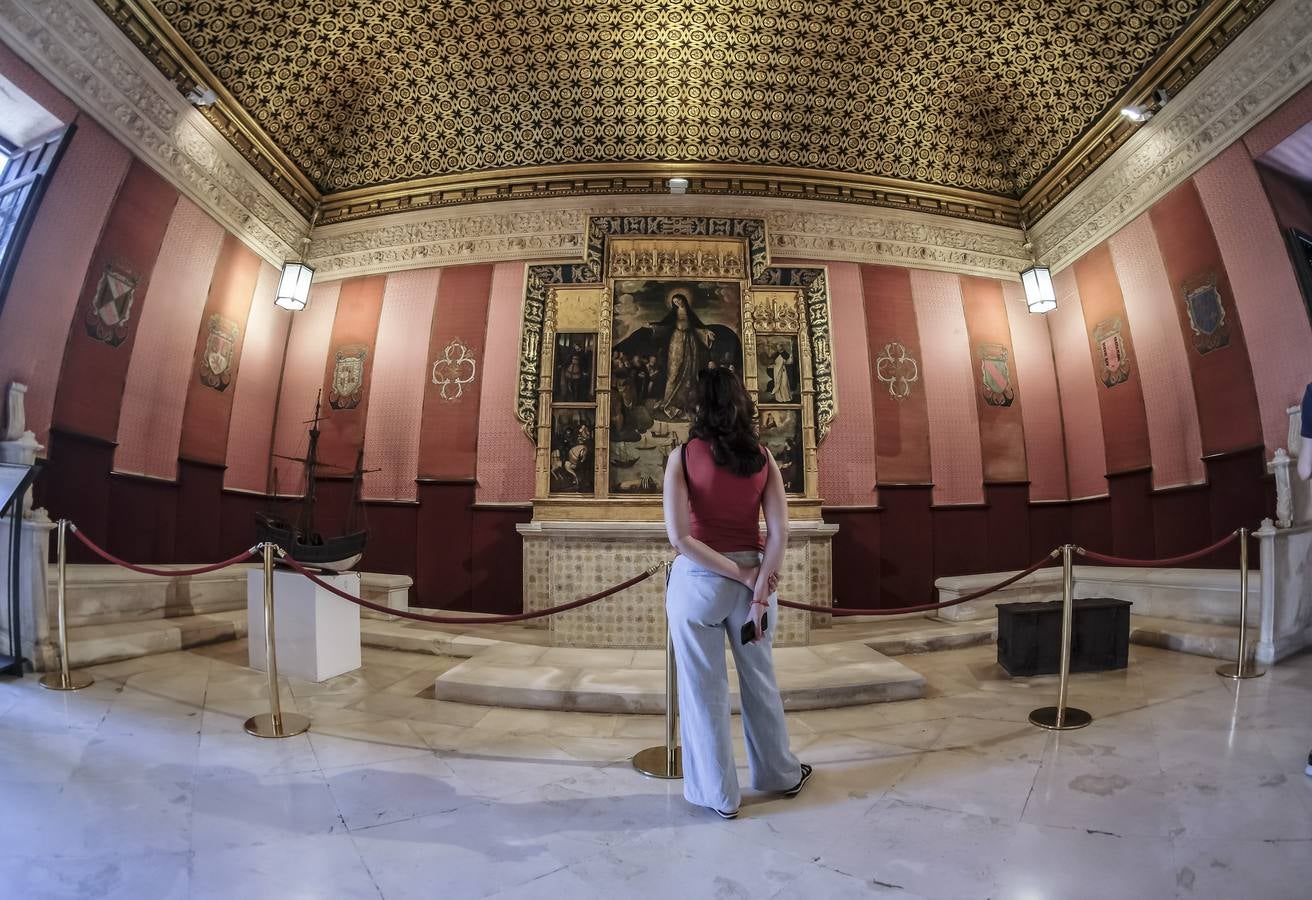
[934,565,1258,628]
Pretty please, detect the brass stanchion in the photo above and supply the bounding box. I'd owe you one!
[1029,544,1092,731]
[244,543,310,738]
[1217,528,1264,680]
[40,520,93,691]
[634,562,681,779]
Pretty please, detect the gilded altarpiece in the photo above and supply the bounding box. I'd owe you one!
[516,217,837,648]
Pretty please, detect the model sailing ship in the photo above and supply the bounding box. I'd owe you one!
[255,391,368,571]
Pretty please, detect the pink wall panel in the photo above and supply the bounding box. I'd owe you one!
[909,269,983,505]
[475,262,535,504]
[1108,214,1206,488]
[223,262,290,492]
[1194,144,1312,452]
[817,262,877,506]
[114,197,225,479]
[270,280,341,493]
[363,268,441,500]
[1241,80,1312,158]
[1002,282,1068,501]
[0,119,130,446]
[1048,269,1109,499]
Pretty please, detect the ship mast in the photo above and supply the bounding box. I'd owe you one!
[297,390,324,537]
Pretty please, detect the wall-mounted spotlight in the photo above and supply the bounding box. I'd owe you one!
[1120,88,1170,124]
[274,262,314,311]
[185,85,218,107]
[668,177,690,194]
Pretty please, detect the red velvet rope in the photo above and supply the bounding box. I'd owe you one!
[778,549,1062,616]
[1075,530,1239,568]
[69,524,257,577]
[276,550,661,625]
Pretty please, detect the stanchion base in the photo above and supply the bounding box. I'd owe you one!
[1029,706,1092,730]
[243,712,311,739]
[632,745,682,779]
[38,672,94,691]
[1215,662,1266,680]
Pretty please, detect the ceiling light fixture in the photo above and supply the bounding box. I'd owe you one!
[668,177,689,194]
[274,261,314,311]
[1019,224,1056,314]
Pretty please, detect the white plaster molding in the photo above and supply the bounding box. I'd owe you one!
[307,193,1030,282]
[1031,0,1312,272]
[0,0,306,265]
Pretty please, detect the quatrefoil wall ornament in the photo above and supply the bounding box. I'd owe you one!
[431,338,477,401]
[875,341,919,401]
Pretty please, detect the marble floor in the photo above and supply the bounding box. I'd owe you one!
[1,641,1309,900]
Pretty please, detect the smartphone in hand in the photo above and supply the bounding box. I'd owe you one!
[740,612,768,645]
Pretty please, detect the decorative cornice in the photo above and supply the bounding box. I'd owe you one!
[0,0,307,265]
[1031,0,1312,271]
[306,194,1031,282]
[317,164,1020,229]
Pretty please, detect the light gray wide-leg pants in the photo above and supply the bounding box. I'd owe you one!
[666,552,802,812]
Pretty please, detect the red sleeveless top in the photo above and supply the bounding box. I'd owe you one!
[683,437,767,552]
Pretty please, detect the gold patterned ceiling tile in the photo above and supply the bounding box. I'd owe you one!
[94,0,1274,227]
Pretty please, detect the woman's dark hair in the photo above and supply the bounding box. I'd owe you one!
[688,367,766,476]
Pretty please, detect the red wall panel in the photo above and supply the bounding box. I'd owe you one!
[860,264,932,484]
[318,275,387,466]
[1073,242,1152,474]
[417,264,495,479]
[960,276,1027,483]
[178,233,262,464]
[1149,179,1263,454]
[52,160,179,441]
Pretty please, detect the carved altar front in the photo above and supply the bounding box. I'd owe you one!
[514,216,838,648]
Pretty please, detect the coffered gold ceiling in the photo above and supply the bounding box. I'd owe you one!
[97,0,1273,226]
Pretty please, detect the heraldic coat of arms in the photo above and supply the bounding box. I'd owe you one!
[1093,316,1131,388]
[330,344,368,410]
[978,343,1015,407]
[199,314,240,391]
[85,264,137,347]
[1182,273,1230,355]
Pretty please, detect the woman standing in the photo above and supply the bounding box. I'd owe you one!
[662,368,812,818]
[649,291,716,419]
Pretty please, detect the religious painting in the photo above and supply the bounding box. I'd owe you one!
[85,264,137,347]
[759,409,804,494]
[608,279,742,494]
[757,334,800,405]
[199,314,240,392]
[550,408,595,494]
[553,333,596,403]
[1181,272,1230,355]
[977,342,1015,407]
[329,344,368,410]
[1092,317,1131,388]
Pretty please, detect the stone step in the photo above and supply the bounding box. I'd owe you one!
[432,641,926,713]
[63,609,247,668]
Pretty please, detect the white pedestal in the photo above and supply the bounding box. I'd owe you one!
[247,569,361,682]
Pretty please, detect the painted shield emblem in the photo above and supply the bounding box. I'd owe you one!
[1093,316,1131,388]
[978,342,1014,407]
[1182,273,1230,355]
[330,344,368,410]
[199,314,240,392]
[85,265,137,347]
